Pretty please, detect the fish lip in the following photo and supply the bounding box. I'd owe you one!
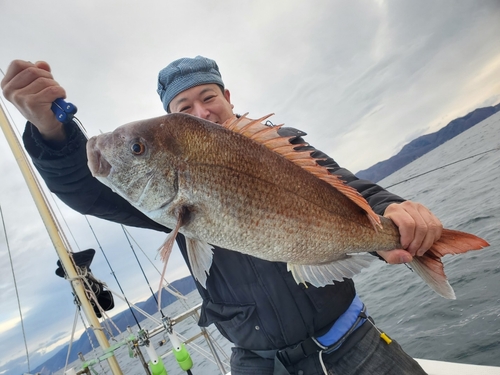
[86,137,111,177]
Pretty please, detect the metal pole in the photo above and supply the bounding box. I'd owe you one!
[200,327,227,375]
[0,104,123,374]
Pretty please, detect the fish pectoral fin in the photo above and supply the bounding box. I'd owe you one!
[156,230,179,310]
[157,213,184,311]
[186,238,214,289]
[287,254,374,287]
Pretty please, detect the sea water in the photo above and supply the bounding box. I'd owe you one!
[354,110,500,367]
[56,112,500,374]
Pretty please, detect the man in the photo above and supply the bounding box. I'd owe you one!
[2,57,439,374]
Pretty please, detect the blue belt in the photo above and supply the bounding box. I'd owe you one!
[252,295,369,370]
[315,294,366,349]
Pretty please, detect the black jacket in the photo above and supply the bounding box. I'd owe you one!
[23,120,404,351]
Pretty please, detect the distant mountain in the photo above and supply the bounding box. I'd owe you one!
[31,275,196,374]
[356,103,500,182]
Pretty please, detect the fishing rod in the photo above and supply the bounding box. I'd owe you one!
[382,147,499,189]
[0,98,124,375]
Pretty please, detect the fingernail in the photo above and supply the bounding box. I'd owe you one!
[401,254,411,263]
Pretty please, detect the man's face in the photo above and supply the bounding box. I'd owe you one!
[169,83,234,124]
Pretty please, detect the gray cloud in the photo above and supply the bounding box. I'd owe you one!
[1,0,499,372]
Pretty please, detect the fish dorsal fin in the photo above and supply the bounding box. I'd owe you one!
[222,114,382,229]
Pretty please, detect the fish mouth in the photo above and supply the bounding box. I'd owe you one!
[86,137,112,177]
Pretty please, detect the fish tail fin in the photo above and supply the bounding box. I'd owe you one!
[409,229,489,299]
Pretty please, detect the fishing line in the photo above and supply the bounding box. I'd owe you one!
[121,226,189,303]
[63,306,80,374]
[84,215,142,329]
[1,205,31,374]
[383,147,499,189]
[121,224,166,318]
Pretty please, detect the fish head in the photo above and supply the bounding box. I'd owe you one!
[86,115,183,213]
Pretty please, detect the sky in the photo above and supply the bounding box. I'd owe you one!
[0,0,499,373]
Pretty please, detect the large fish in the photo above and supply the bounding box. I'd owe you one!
[86,113,488,299]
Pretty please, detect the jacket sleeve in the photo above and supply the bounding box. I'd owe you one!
[278,127,406,215]
[22,120,169,233]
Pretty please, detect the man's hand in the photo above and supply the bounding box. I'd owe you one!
[377,201,443,264]
[1,60,67,142]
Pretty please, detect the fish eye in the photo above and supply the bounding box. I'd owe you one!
[131,142,146,155]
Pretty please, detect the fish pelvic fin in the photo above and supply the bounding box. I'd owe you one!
[185,238,214,289]
[288,254,374,287]
[222,114,382,230]
[409,229,489,299]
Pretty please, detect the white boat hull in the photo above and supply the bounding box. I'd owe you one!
[225,358,500,375]
[415,358,500,375]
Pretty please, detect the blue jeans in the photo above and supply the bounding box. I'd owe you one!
[230,323,427,375]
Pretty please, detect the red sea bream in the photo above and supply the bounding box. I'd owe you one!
[86,113,489,299]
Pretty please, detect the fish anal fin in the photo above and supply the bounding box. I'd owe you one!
[288,254,374,288]
[186,238,214,289]
[222,114,382,229]
[410,228,489,299]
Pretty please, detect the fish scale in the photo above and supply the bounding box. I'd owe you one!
[174,150,387,262]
